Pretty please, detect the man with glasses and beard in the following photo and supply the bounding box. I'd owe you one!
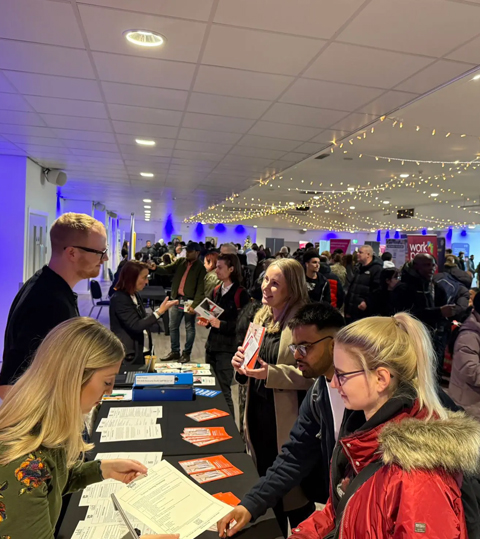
[0,213,107,399]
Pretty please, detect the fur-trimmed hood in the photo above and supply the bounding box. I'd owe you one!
[379,411,480,474]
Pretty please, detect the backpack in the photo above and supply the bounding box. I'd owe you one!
[213,284,243,310]
[326,460,480,539]
[436,273,461,304]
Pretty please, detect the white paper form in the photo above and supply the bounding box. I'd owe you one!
[94,452,163,467]
[193,376,216,386]
[107,406,163,419]
[115,461,232,539]
[72,522,128,539]
[84,498,156,534]
[97,417,158,431]
[100,424,162,443]
[80,480,124,506]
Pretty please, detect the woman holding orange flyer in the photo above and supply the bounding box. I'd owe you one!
[231,258,314,537]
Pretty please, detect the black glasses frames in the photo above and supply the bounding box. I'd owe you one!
[289,335,333,357]
[64,245,108,259]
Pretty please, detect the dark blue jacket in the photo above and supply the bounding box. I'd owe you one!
[241,377,336,521]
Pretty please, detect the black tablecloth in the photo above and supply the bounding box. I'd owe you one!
[57,453,283,539]
[138,285,166,301]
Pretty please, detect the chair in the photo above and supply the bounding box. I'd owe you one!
[108,268,114,281]
[89,279,110,319]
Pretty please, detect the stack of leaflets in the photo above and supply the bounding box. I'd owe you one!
[181,426,232,447]
[213,492,241,506]
[185,408,229,422]
[241,322,266,369]
[179,455,243,484]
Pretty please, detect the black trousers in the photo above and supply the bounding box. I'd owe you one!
[205,350,235,416]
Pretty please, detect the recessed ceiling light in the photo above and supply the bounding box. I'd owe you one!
[144,205,151,209]
[469,225,476,229]
[473,74,480,80]
[253,225,258,228]
[427,227,434,231]
[313,196,320,200]
[400,174,410,178]
[124,30,165,48]
[382,200,390,204]
[324,210,330,213]
[302,228,307,232]
[347,187,355,191]
[430,193,439,197]
[288,202,295,206]
[140,172,154,178]
[143,199,152,203]
[136,139,155,146]
[350,206,355,209]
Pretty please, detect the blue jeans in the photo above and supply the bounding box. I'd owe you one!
[169,305,196,354]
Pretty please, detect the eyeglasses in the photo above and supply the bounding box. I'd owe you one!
[289,336,333,358]
[333,368,366,386]
[65,245,108,260]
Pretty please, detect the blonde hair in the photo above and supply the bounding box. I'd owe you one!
[255,258,308,332]
[0,318,124,467]
[335,313,447,420]
[50,212,105,255]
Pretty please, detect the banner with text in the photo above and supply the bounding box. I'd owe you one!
[329,239,351,254]
[407,235,437,262]
[386,239,407,268]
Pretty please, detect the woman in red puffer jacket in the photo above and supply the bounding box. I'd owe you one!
[289,313,480,539]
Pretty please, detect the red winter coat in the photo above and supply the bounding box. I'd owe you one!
[289,401,480,539]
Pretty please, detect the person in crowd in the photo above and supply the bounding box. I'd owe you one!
[458,251,466,271]
[0,212,107,400]
[155,239,168,257]
[264,247,273,259]
[446,248,453,256]
[153,242,206,363]
[320,250,331,262]
[303,250,331,304]
[231,259,314,537]
[332,248,344,258]
[341,254,355,292]
[108,250,129,297]
[305,243,313,250]
[470,287,479,308]
[344,245,382,322]
[121,240,129,259]
[276,251,288,259]
[440,255,473,288]
[450,292,480,420]
[246,244,258,267]
[134,251,143,261]
[381,251,395,268]
[329,254,347,287]
[218,303,345,538]
[279,246,289,257]
[369,267,399,316]
[140,240,156,262]
[221,242,237,255]
[288,313,480,539]
[236,244,247,266]
[319,256,344,309]
[109,261,178,365]
[204,251,221,298]
[0,317,178,539]
[466,254,475,274]
[161,253,172,266]
[198,254,250,415]
[257,245,266,262]
[175,243,186,258]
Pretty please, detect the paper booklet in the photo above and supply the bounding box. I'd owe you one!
[241,322,266,370]
[195,297,224,320]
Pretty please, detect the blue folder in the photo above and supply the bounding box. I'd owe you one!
[132,372,194,401]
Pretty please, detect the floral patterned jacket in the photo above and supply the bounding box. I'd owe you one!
[0,447,103,539]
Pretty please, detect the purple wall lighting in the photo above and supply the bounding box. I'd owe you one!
[195,222,204,238]
[394,230,400,239]
[326,232,337,240]
[164,214,175,239]
[235,225,246,235]
[215,223,226,233]
[422,229,427,236]
[385,230,390,240]
[460,229,467,238]
[376,230,381,242]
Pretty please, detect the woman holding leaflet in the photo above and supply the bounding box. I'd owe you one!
[231,258,314,538]
[0,317,178,539]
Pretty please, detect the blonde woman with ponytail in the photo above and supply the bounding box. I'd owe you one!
[0,317,178,539]
[290,313,480,539]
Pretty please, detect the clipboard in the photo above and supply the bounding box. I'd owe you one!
[111,493,141,538]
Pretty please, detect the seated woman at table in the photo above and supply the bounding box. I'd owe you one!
[231,258,314,538]
[110,261,178,365]
[0,317,178,539]
[198,254,250,415]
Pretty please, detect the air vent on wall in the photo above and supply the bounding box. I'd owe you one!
[315,153,330,160]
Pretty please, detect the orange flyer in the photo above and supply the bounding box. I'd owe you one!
[213,492,241,506]
[241,323,266,370]
[179,455,234,474]
[185,409,230,422]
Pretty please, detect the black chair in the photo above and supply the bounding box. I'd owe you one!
[89,279,110,319]
[108,268,114,281]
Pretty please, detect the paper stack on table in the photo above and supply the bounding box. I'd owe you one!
[186,408,229,422]
[179,455,243,484]
[193,375,216,386]
[101,389,132,402]
[96,406,163,442]
[181,426,232,447]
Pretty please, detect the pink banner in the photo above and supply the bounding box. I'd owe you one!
[329,239,351,254]
[407,235,437,262]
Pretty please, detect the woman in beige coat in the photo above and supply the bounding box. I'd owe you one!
[232,258,314,537]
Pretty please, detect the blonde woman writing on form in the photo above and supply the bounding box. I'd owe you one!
[0,317,179,539]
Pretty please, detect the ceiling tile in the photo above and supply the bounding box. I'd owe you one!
[194,65,293,100]
[0,40,95,79]
[69,148,121,159]
[0,93,33,112]
[175,140,232,154]
[202,25,324,75]
[178,128,242,145]
[63,140,119,152]
[229,146,286,160]
[280,152,309,162]
[262,103,347,128]
[395,60,476,94]
[0,72,16,93]
[0,124,56,137]
[338,0,480,57]
[79,4,206,63]
[214,0,365,39]
[304,43,434,88]
[447,35,480,64]
[112,120,178,138]
[0,0,84,47]
[27,96,108,118]
[42,114,112,132]
[121,149,173,159]
[247,121,322,141]
[173,149,226,162]
[239,134,301,151]
[357,90,418,116]
[0,110,45,126]
[116,136,176,148]
[188,93,270,120]
[4,134,66,148]
[52,128,115,143]
[294,142,326,154]
[102,82,188,110]
[310,129,349,143]
[182,112,255,133]
[327,112,377,132]
[221,154,274,167]
[93,52,196,90]
[280,78,384,110]
[77,0,214,21]
[4,71,102,101]
[108,104,183,126]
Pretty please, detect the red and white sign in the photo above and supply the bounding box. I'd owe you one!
[407,235,437,262]
[329,239,351,254]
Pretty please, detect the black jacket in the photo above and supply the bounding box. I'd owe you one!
[433,270,470,320]
[109,290,158,364]
[391,263,448,330]
[306,273,331,304]
[319,263,344,309]
[344,258,382,320]
[206,283,250,354]
[241,377,335,521]
[442,265,473,288]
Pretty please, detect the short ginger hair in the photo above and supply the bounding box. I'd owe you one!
[50,213,105,255]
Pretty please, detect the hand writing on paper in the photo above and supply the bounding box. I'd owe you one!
[100,459,147,484]
[232,346,247,376]
[217,506,252,537]
[245,358,268,380]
